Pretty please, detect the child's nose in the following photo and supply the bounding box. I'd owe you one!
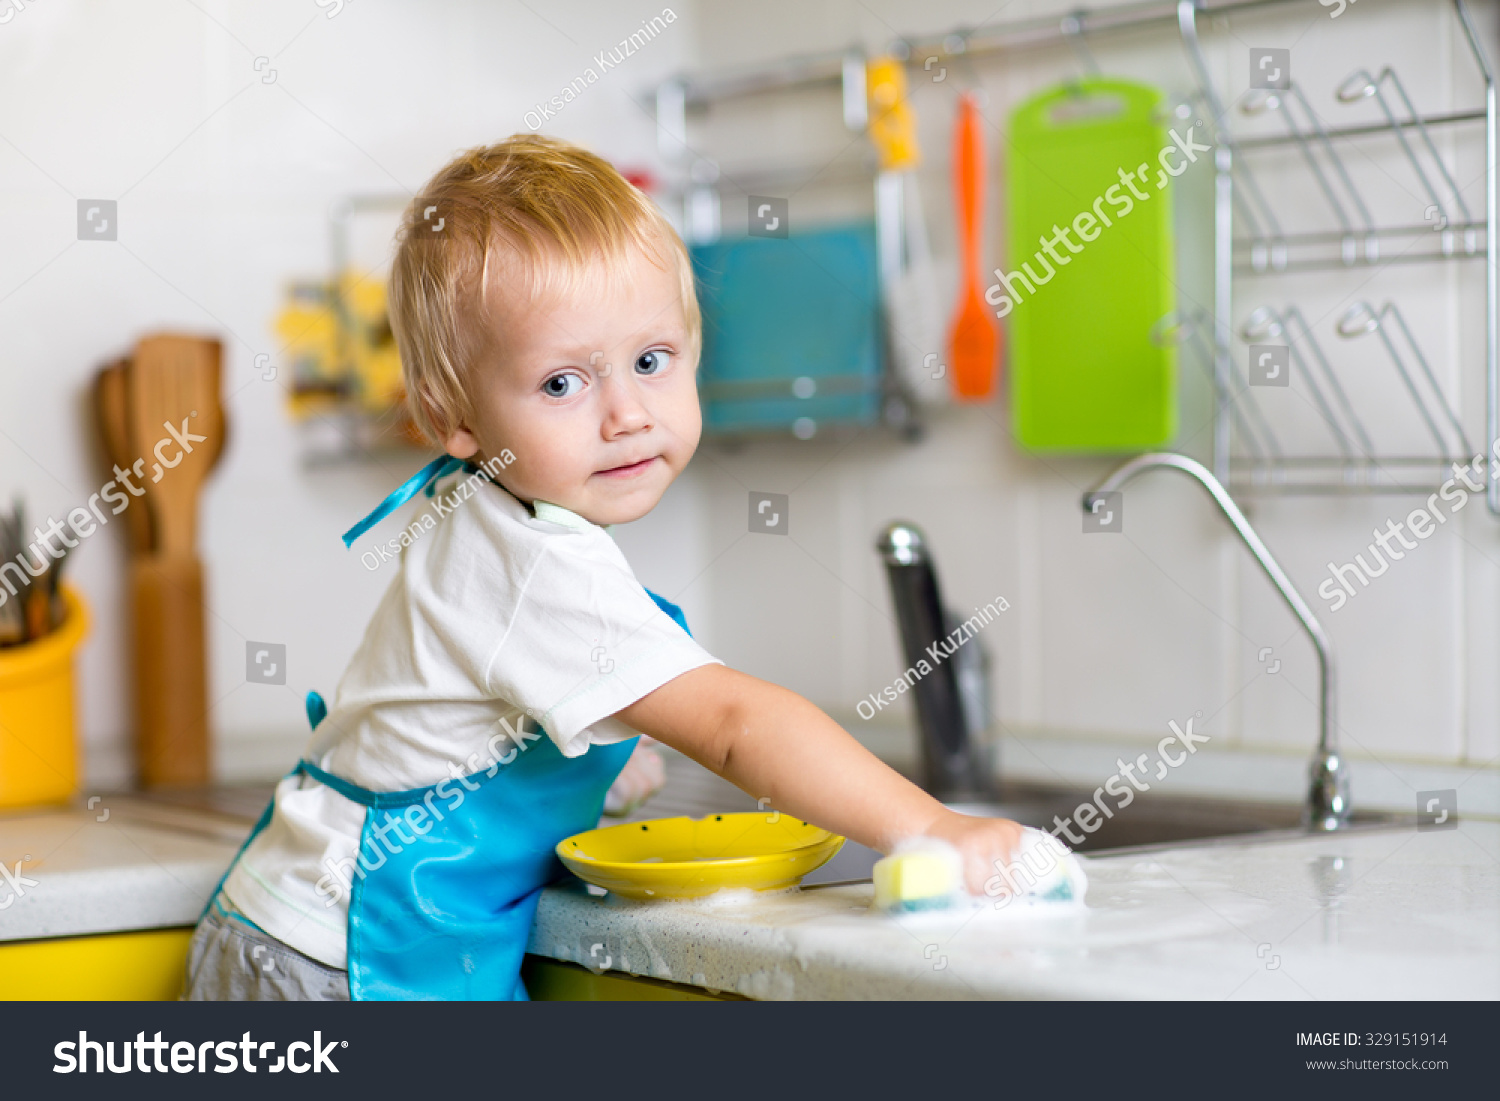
[598,373,653,436]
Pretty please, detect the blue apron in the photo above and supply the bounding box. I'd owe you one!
[210,456,687,1000]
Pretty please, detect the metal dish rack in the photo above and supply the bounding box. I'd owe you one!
[654,0,1500,516]
[1173,0,1495,509]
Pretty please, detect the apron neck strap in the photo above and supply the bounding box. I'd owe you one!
[342,454,470,548]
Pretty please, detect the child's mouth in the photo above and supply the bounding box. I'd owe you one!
[595,456,659,479]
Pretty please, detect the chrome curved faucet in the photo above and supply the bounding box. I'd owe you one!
[1084,453,1349,831]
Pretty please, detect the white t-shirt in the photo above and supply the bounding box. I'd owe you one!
[222,472,720,969]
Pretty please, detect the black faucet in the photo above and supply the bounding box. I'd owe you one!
[875,522,995,803]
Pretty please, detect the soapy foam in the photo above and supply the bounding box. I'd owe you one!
[985,828,1088,911]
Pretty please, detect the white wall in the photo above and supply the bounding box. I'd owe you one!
[0,0,701,787]
[679,0,1500,815]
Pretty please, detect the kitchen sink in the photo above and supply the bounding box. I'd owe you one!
[608,751,1408,887]
[941,784,1402,854]
[804,782,1404,888]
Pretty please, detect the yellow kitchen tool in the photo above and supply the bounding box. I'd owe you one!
[867,57,919,171]
[557,813,845,900]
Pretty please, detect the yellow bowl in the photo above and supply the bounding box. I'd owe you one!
[557,812,845,900]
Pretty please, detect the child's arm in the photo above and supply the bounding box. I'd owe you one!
[613,664,1023,895]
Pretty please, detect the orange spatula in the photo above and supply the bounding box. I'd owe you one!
[948,91,999,400]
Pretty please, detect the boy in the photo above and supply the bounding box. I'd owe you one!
[184,134,1023,1000]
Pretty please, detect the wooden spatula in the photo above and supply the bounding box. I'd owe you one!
[126,333,225,788]
[127,335,224,558]
[948,91,999,400]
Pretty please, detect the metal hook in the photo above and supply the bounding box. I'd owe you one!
[1336,302,1379,337]
[1242,84,1377,263]
[1060,11,1102,77]
[841,51,868,132]
[1336,66,1475,254]
[1241,306,1285,343]
[1242,306,1370,471]
[1149,312,1193,348]
[1335,71,1378,103]
[941,27,986,102]
[1338,301,1471,457]
[1240,90,1283,116]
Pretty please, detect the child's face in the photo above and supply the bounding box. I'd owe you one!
[444,237,701,527]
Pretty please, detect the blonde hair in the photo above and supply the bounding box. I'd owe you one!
[388,133,700,445]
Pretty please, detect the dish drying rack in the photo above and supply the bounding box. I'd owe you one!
[1172,0,1494,510]
[652,0,1500,517]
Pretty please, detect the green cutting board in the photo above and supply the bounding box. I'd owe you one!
[1006,78,1177,451]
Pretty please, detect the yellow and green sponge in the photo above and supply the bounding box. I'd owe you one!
[871,840,965,912]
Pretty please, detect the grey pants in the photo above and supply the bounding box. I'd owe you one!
[182,893,350,1001]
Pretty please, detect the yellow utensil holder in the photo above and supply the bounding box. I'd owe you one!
[0,586,89,811]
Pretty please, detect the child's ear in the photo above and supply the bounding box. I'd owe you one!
[444,423,480,459]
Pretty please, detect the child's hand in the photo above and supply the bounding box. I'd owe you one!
[616,666,1027,870]
[601,736,667,817]
[919,810,1026,898]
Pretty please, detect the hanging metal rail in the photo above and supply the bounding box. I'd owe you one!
[654,0,1499,515]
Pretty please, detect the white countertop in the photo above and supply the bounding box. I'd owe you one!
[0,805,242,941]
[527,821,1500,1000]
[6,788,1496,1002]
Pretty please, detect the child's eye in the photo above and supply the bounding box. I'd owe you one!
[635,350,670,376]
[541,372,584,398]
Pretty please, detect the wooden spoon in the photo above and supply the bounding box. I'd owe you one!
[93,359,154,555]
[948,91,999,400]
